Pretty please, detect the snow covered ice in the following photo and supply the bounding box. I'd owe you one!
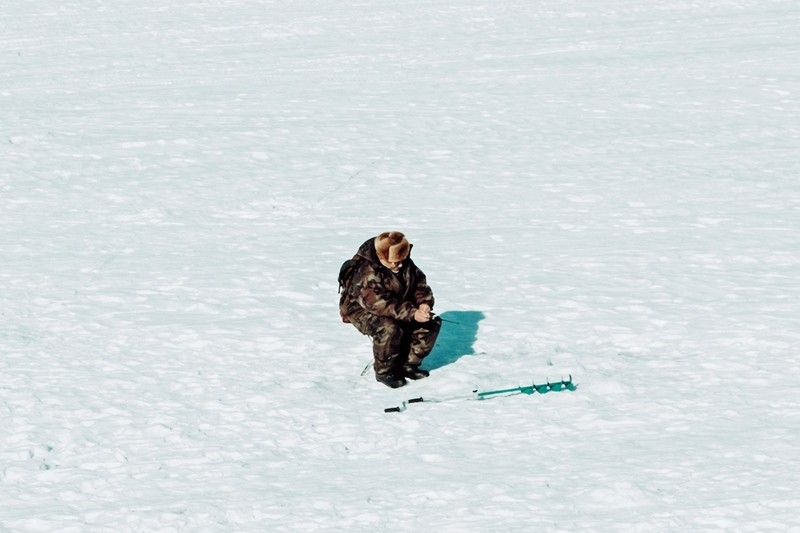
[3,0,800,531]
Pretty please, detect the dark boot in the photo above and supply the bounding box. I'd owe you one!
[402,364,429,380]
[376,372,407,388]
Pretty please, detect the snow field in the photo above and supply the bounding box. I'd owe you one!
[3,0,800,531]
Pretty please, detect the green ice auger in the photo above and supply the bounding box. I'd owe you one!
[476,375,576,399]
[384,375,576,413]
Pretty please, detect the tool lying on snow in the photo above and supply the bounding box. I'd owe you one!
[384,375,576,413]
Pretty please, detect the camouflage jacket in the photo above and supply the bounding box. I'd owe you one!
[341,238,434,323]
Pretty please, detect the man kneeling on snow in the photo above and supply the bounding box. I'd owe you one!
[340,232,441,388]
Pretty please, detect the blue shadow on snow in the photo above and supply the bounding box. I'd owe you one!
[422,310,485,371]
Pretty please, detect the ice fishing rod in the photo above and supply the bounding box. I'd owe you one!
[430,312,460,325]
[384,375,575,413]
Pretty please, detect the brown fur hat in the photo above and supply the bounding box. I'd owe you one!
[374,231,411,263]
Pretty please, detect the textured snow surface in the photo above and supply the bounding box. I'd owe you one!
[2,0,800,531]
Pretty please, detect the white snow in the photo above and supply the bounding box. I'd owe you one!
[3,0,800,531]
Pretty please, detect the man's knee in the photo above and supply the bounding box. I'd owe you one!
[428,314,442,332]
[407,315,441,363]
[371,316,403,344]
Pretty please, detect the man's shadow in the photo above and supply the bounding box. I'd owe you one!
[422,311,485,371]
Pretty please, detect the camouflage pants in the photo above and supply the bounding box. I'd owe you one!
[351,312,441,375]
